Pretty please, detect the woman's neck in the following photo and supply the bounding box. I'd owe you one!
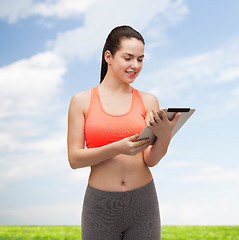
[100,74,131,93]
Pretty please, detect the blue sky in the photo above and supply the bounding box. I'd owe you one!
[0,0,238,225]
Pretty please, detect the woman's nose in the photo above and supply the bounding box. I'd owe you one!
[131,59,139,69]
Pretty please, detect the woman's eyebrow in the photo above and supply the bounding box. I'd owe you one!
[123,53,144,58]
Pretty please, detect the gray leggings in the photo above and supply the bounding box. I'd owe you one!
[81,180,161,240]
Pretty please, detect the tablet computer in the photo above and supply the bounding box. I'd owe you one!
[136,108,195,144]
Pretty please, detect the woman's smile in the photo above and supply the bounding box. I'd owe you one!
[125,70,137,77]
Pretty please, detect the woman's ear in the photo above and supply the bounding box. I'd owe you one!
[104,50,112,64]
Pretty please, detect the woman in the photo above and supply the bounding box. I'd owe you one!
[67,25,180,240]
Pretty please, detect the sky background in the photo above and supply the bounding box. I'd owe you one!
[0,0,238,225]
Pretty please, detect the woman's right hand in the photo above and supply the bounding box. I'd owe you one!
[116,134,151,156]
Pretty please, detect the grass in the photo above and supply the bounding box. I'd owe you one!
[162,226,239,240]
[0,226,81,240]
[0,225,238,239]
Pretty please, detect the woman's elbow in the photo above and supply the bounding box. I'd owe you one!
[68,152,80,169]
[68,158,77,169]
[144,154,165,167]
[144,159,158,168]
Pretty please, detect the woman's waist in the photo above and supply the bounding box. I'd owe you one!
[88,154,152,192]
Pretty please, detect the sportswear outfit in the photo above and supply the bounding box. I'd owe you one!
[81,86,161,239]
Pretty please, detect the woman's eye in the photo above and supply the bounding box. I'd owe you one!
[138,59,143,62]
[124,58,131,61]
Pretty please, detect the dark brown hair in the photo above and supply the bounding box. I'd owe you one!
[100,25,145,83]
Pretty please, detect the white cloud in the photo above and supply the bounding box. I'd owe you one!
[0,0,98,23]
[164,0,189,24]
[25,131,67,154]
[0,51,68,188]
[31,0,98,19]
[158,160,239,183]
[162,160,204,168]
[0,0,189,60]
[161,201,239,225]
[175,167,239,183]
[0,0,31,23]
[68,168,90,184]
[0,202,82,225]
[140,45,239,99]
[0,51,66,117]
[50,0,188,61]
[224,86,239,112]
[0,133,67,188]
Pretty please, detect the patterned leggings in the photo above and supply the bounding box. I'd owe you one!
[81,180,161,240]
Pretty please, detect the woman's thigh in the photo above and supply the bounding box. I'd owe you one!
[81,185,126,240]
[122,181,161,239]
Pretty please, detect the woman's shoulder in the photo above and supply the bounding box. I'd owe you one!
[69,88,92,114]
[72,89,91,102]
[139,90,158,101]
[138,90,159,110]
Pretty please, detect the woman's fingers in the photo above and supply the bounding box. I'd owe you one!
[152,109,180,125]
[129,134,139,141]
[149,110,159,126]
[145,109,182,144]
[172,112,181,126]
[159,109,168,120]
[152,109,161,123]
[135,138,150,146]
[119,135,150,156]
[129,138,150,155]
[135,140,151,153]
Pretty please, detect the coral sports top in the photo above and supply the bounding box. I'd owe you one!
[84,86,146,148]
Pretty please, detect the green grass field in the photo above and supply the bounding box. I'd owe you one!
[0,225,238,239]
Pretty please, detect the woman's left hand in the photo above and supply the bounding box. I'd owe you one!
[147,109,180,147]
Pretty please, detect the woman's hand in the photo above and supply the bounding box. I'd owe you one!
[116,134,151,156]
[147,109,180,148]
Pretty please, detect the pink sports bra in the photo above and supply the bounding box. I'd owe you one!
[84,86,146,148]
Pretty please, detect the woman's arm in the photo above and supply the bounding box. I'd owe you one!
[67,92,150,169]
[141,93,180,167]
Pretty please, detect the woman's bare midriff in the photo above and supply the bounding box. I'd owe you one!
[88,152,153,192]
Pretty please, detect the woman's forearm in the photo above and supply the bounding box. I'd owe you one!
[68,142,120,169]
[143,138,170,167]
[68,135,151,169]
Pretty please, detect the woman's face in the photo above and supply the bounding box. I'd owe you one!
[107,38,144,84]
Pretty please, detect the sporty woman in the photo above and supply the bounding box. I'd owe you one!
[67,25,180,240]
